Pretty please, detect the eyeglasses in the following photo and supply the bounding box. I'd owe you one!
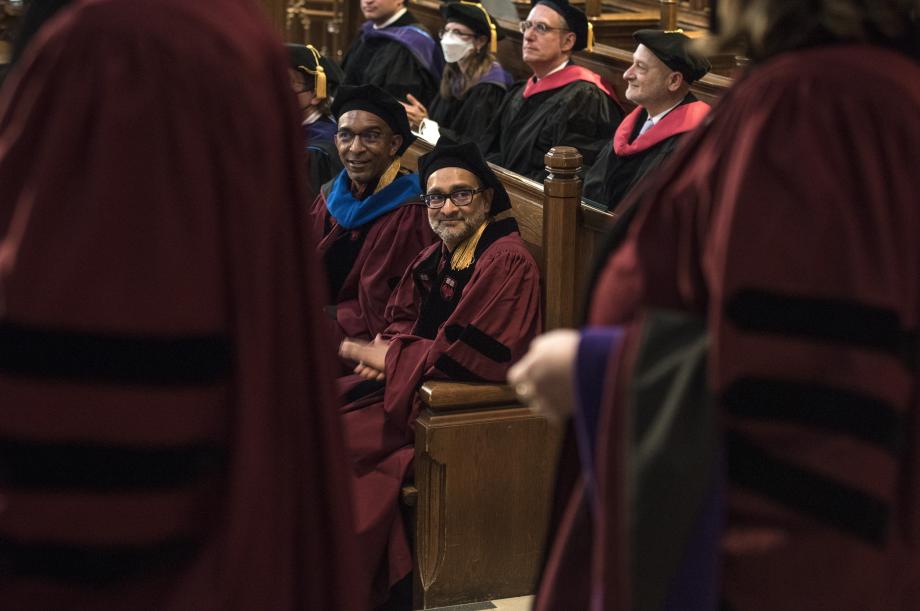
[439,28,476,41]
[335,129,386,146]
[421,187,486,209]
[519,20,569,35]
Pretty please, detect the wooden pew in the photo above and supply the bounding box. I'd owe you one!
[400,139,615,608]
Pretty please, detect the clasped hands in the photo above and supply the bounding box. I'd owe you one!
[339,334,391,381]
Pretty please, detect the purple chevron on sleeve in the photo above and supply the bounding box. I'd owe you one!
[360,22,444,82]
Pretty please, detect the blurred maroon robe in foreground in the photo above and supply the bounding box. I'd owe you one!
[0,0,363,609]
[538,44,920,611]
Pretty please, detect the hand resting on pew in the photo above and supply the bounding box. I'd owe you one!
[339,334,390,381]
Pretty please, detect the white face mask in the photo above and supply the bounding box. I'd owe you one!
[440,33,475,64]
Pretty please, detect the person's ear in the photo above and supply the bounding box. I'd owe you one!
[667,71,685,92]
[483,187,494,214]
[388,134,403,156]
[475,35,488,52]
[560,31,576,54]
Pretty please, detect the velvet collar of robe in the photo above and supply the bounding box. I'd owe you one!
[523,64,617,101]
[303,115,336,144]
[325,170,420,230]
[415,216,521,284]
[613,99,710,156]
[479,62,514,90]
[360,20,445,82]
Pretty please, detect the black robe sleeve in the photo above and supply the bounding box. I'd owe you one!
[582,135,684,211]
[342,37,439,105]
[478,81,623,181]
[428,82,509,145]
[305,140,344,202]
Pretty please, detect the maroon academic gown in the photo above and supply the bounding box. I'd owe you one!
[538,44,920,611]
[309,185,436,346]
[0,0,362,609]
[339,218,542,604]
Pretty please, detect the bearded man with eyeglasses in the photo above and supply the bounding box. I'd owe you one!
[478,0,624,181]
[338,139,541,609]
[308,84,436,351]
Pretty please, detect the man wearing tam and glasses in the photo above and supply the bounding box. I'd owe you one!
[338,139,541,608]
[478,0,624,181]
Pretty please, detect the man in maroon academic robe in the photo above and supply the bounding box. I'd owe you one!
[0,0,362,608]
[308,84,436,347]
[582,29,711,210]
[338,140,542,607]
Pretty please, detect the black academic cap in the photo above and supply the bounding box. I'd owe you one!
[440,1,503,53]
[633,29,711,83]
[418,139,511,214]
[531,0,593,52]
[286,43,345,99]
[331,84,417,155]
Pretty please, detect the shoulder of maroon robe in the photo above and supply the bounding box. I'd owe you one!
[0,0,364,609]
[334,202,436,340]
[592,43,920,611]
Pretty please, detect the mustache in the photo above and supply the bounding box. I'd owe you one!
[433,213,465,222]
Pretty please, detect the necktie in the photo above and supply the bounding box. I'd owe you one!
[638,116,655,137]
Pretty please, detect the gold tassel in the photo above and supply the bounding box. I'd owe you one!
[373,159,401,194]
[587,22,594,52]
[450,219,490,271]
[300,44,327,99]
[489,23,498,54]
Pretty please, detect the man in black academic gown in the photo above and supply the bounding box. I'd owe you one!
[288,43,345,195]
[341,0,443,105]
[582,29,711,210]
[478,0,623,181]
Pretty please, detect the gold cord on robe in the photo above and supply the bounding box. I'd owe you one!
[373,159,402,194]
[450,218,490,271]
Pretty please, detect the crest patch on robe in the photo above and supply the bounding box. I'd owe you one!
[440,276,457,301]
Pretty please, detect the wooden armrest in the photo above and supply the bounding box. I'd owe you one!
[419,380,521,412]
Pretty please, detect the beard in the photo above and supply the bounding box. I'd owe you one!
[429,206,489,248]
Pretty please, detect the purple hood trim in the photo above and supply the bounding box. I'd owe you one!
[361,21,444,82]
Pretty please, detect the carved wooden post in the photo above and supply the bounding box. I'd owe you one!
[660,0,678,30]
[543,146,583,331]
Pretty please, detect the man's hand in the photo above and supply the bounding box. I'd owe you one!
[507,330,580,424]
[400,94,428,131]
[339,335,392,381]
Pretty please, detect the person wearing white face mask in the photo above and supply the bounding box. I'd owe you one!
[400,1,512,145]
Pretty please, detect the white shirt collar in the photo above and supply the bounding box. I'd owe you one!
[647,99,683,126]
[533,59,569,82]
[373,7,407,29]
[301,109,323,126]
